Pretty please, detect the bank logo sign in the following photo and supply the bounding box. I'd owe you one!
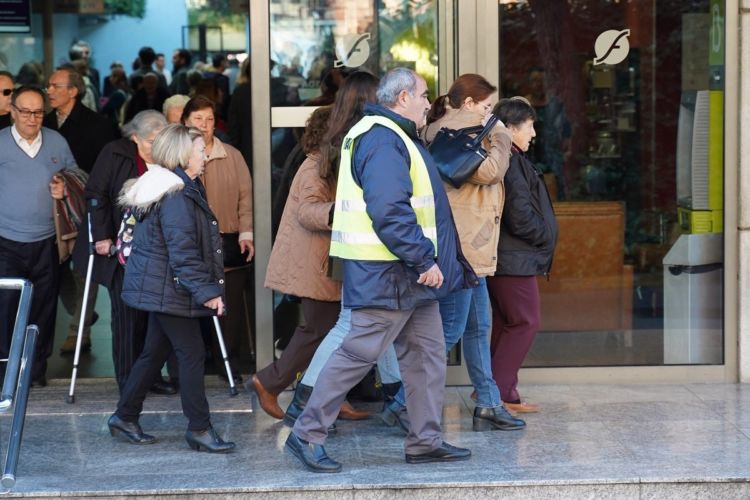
[335,33,371,68]
[594,29,631,65]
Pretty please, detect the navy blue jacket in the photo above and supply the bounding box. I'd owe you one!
[121,167,225,317]
[341,104,477,310]
[495,146,558,276]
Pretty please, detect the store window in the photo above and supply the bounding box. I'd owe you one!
[499,0,725,367]
[268,0,441,358]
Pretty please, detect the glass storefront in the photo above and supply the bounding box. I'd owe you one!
[0,0,735,382]
[498,0,725,367]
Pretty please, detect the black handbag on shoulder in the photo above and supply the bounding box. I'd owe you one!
[428,114,499,188]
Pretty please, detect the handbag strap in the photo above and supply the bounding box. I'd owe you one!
[470,114,499,147]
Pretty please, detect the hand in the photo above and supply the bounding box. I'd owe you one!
[417,263,444,288]
[239,239,255,262]
[204,296,225,316]
[50,175,65,200]
[95,239,114,256]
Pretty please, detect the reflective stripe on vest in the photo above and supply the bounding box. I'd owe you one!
[330,115,438,261]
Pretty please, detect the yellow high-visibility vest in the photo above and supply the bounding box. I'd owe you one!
[330,115,438,261]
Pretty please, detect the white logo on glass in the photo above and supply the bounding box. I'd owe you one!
[335,33,371,68]
[593,29,631,66]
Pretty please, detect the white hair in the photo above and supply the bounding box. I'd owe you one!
[162,94,190,116]
[122,110,168,140]
[376,68,418,107]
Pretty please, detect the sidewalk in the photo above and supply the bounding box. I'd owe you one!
[3,380,750,498]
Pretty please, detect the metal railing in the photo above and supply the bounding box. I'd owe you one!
[0,278,38,489]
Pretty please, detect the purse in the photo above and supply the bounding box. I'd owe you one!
[428,114,499,188]
[221,232,251,268]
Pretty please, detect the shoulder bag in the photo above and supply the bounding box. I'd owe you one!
[428,114,499,188]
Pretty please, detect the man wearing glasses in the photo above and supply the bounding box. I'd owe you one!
[0,86,77,387]
[0,71,13,130]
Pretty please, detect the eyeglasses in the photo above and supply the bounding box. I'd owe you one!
[1,89,11,97]
[11,105,44,120]
[46,83,72,91]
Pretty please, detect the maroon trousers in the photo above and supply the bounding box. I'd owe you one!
[487,275,540,403]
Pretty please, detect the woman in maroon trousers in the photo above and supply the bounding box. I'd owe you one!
[487,97,558,413]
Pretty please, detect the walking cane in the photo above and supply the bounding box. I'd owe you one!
[67,202,98,404]
[213,316,238,397]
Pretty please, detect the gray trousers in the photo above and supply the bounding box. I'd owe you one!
[294,301,446,455]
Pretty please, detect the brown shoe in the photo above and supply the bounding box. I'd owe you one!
[337,400,370,420]
[247,374,284,419]
[60,335,91,355]
[504,401,540,413]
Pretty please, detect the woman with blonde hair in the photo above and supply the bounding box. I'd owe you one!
[108,124,234,453]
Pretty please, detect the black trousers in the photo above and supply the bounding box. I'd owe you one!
[116,312,210,430]
[109,266,149,391]
[0,235,60,381]
[208,266,251,377]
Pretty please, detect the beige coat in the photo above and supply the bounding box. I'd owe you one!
[202,137,254,242]
[264,153,341,302]
[421,107,512,277]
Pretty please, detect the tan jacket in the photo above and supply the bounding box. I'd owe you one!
[202,137,254,241]
[421,107,512,276]
[264,153,341,302]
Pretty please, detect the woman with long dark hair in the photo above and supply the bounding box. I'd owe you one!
[248,71,380,422]
[487,97,558,414]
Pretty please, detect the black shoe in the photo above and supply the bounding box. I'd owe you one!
[284,383,313,427]
[30,376,47,388]
[285,432,341,473]
[108,415,156,445]
[185,426,235,453]
[150,379,178,395]
[472,406,526,431]
[379,399,409,434]
[405,442,472,464]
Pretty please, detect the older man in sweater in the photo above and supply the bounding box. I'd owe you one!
[0,86,77,386]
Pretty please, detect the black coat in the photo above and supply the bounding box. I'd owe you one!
[43,100,120,173]
[495,146,558,277]
[121,167,225,318]
[71,138,139,289]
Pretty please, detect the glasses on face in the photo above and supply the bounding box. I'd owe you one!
[12,105,44,120]
[1,89,11,97]
[46,83,72,91]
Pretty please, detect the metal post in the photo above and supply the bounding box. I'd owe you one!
[0,279,33,410]
[1,325,38,489]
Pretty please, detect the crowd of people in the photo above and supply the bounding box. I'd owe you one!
[0,38,558,472]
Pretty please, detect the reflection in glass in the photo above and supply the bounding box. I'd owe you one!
[269,0,439,106]
[499,0,725,367]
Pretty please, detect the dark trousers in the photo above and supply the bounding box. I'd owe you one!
[0,235,60,381]
[209,267,250,377]
[116,312,210,430]
[487,275,540,403]
[109,266,148,391]
[59,259,98,338]
[256,298,339,394]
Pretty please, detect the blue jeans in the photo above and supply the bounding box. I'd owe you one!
[394,278,502,408]
[300,306,400,386]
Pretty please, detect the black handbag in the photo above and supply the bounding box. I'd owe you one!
[221,232,251,268]
[428,114,499,188]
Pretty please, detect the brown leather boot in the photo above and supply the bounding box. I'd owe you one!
[246,374,284,419]
[337,400,370,420]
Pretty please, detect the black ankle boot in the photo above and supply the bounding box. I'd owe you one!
[284,383,313,427]
[185,425,235,453]
[472,406,526,431]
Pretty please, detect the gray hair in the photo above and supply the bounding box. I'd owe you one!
[376,68,418,107]
[69,40,92,61]
[151,124,202,171]
[122,110,168,140]
[162,94,190,116]
[55,66,86,101]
